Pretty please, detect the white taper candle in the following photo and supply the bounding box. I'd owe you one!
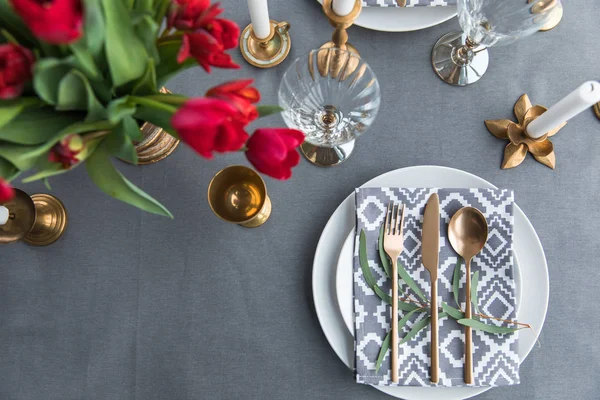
[526,81,600,139]
[332,0,355,16]
[0,205,8,226]
[247,0,271,40]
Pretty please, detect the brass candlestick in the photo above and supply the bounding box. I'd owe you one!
[240,20,291,68]
[594,102,600,120]
[319,0,362,57]
[485,94,565,170]
[0,189,67,246]
[530,0,563,31]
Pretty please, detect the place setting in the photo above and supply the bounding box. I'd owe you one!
[0,0,599,399]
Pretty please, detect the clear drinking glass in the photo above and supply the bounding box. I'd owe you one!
[278,48,381,167]
[431,0,562,86]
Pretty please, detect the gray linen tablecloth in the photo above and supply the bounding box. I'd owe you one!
[2,1,600,399]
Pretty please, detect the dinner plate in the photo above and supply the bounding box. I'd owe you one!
[336,228,523,335]
[316,1,457,32]
[312,166,549,400]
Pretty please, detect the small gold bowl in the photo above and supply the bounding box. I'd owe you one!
[208,165,271,228]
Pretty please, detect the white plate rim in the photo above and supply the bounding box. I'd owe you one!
[316,0,457,32]
[312,165,549,400]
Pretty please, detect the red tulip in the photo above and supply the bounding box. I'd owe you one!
[169,1,240,72]
[9,0,83,44]
[0,178,15,203]
[0,43,34,99]
[171,97,249,159]
[177,29,239,73]
[167,0,211,30]
[206,79,260,124]
[245,128,304,180]
[48,135,82,169]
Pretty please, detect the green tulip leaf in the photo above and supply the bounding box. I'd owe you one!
[101,0,149,87]
[453,258,462,308]
[104,116,138,164]
[22,137,104,183]
[0,157,19,181]
[33,58,72,105]
[0,108,80,145]
[56,69,106,122]
[69,41,102,81]
[132,12,160,63]
[142,93,189,106]
[257,105,284,118]
[457,318,520,335]
[0,0,37,47]
[0,119,113,170]
[81,0,105,60]
[131,59,157,96]
[155,38,196,87]
[0,99,26,131]
[85,141,172,218]
[133,100,178,138]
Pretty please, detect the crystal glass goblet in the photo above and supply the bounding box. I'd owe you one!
[431,0,562,86]
[278,48,381,167]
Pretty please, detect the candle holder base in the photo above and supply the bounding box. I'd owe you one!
[23,194,67,246]
[485,94,565,170]
[240,20,291,68]
[530,0,563,32]
[319,41,359,57]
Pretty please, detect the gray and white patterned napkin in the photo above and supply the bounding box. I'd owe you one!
[363,0,457,7]
[353,188,519,387]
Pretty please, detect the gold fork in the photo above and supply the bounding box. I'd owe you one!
[383,202,406,383]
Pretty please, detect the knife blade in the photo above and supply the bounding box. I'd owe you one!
[422,193,440,383]
[422,193,440,278]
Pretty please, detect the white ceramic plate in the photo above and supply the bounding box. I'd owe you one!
[336,228,523,335]
[312,166,549,400]
[317,1,457,32]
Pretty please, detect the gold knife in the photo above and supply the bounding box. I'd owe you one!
[422,193,440,383]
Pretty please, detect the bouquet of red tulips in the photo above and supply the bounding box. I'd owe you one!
[0,0,304,217]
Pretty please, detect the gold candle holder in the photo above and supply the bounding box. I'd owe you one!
[0,189,67,246]
[207,165,271,228]
[593,102,600,120]
[530,0,563,32]
[239,20,291,68]
[485,94,565,170]
[319,0,362,57]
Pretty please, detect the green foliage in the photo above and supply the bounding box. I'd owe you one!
[358,229,522,373]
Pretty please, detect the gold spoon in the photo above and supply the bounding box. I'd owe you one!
[447,207,488,385]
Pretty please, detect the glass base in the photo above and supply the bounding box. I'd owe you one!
[431,32,489,86]
[300,140,355,167]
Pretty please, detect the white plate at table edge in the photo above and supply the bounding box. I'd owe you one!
[316,0,457,32]
[336,227,523,335]
[312,166,549,400]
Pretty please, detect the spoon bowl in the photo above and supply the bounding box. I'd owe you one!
[448,207,488,260]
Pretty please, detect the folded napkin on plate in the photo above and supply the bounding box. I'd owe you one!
[353,188,519,387]
[363,0,457,7]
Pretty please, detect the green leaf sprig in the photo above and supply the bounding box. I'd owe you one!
[358,229,532,373]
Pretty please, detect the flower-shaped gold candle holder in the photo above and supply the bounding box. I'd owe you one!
[240,20,291,68]
[485,94,565,169]
[0,189,67,246]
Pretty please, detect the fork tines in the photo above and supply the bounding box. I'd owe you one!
[385,202,406,235]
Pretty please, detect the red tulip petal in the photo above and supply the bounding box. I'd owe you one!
[177,34,192,63]
[0,178,15,203]
[206,79,253,96]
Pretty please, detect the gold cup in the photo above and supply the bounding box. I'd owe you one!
[208,165,271,228]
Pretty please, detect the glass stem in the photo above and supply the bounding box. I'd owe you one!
[454,37,478,66]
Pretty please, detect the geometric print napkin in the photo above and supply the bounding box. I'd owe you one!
[354,188,519,387]
[363,0,457,7]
